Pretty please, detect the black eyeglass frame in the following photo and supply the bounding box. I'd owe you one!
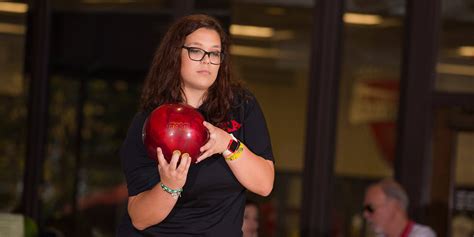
[182,46,224,65]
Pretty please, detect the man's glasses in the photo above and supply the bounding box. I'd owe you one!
[182,46,224,65]
[363,204,375,214]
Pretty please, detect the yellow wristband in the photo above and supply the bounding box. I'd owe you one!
[225,143,245,161]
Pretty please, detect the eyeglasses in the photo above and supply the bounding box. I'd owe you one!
[363,204,375,214]
[182,46,224,65]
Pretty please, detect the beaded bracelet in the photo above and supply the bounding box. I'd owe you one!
[225,143,245,161]
[160,182,183,199]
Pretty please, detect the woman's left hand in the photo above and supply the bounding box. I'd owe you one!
[196,121,232,163]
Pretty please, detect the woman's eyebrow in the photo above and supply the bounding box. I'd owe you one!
[186,42,221,49]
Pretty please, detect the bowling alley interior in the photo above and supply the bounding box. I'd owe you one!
[0,0,473,236]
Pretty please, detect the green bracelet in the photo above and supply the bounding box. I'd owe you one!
[160,182,183,199]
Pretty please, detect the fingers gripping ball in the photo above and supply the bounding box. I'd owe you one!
[143,103,209,163]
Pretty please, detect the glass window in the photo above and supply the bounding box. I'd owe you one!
[454,132,474,187]
[41,1,172,235]
[0,1,28,213]
[231,1,313,236]
[42,76,140,236]
[333,1,405,235]
[452,131,474,237]
[436,0,474,93]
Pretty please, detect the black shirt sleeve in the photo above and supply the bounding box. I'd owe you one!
[120,112,160,196]
[241,93,274,163]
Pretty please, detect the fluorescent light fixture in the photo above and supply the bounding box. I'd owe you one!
[230,24,274,38]
[0,2,28,13]
[458,46,474,57]
[344,13,383,25]
[0,22,25,35]
[437,63,474,77]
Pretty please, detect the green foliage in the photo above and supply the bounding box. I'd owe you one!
[0,93,27,211]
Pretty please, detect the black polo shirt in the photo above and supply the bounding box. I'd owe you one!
[117,91,274,236]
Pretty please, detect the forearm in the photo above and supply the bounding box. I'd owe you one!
[226,146,275,196]
[128,184,178,230]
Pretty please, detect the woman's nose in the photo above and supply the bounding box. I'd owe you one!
[200,54,211,64]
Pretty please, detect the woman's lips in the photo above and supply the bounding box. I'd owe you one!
[197,70,210,75]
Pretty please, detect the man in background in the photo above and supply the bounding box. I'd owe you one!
[363,179,436,237]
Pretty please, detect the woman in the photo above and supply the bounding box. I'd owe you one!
[242,200,260,237]
[118,14,275,236]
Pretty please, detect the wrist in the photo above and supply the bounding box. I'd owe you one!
[159,182,183,199]
[222,134,240,158]
[225,142,245,161]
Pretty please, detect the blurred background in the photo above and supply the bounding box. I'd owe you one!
[0,0,472,236]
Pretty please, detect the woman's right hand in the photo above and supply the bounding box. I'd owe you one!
[128,148,191,230]
[156,148,191,190]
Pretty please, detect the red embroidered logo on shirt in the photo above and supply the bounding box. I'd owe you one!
[223,120,241,133]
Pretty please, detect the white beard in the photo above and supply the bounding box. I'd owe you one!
[368,221,385,237]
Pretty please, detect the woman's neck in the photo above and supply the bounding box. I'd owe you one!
[182,87,206,108]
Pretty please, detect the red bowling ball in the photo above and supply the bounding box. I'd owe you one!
[143,103,209,163]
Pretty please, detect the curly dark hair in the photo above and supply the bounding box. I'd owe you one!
[140,14,243,126]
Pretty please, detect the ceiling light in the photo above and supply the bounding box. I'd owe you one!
[0,2,28,13]
[344,13,383,25]
[458,46,474,57]
[230,24,274,38]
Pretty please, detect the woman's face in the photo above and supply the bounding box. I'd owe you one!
[242,204,259,237]
[180,27,222,94]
